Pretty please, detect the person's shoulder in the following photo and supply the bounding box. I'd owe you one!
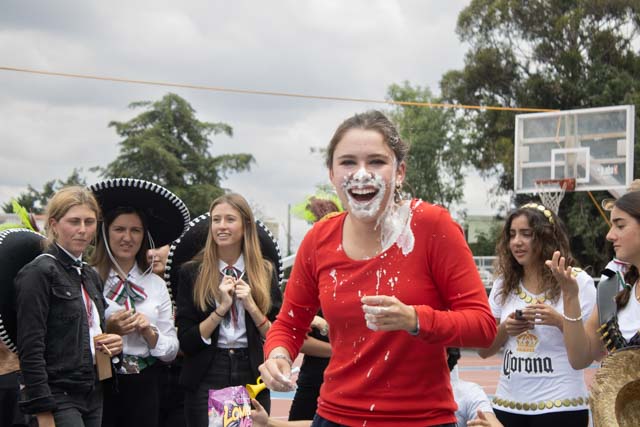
[20,252,56,274]
[411,199,451,221]
[178,260,201,280]
[458,378,487,395]
[315,211,345,227]
[303,211,345,241]
[572,268,595,287]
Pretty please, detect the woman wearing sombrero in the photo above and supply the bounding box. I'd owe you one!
[548,190,640,426]
[174,193,282,427]
[14,186,123,427]
[89,178,189,427]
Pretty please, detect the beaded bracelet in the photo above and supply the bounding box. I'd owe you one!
[562,312,583,322]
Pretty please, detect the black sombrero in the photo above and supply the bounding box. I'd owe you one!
[89,178,191,247]
[164,213,283,303]
[0,228,45,352]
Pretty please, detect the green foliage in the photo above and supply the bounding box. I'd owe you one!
[442,0,640,272]
[468,221,502,256]
[2,168,87,214]
[96,93,254,215]
[387,82,466,208]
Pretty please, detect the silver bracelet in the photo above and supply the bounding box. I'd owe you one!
[269,353,293,366]
[562,312,583,322]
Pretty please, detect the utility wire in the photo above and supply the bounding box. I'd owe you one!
[0,66,558,113]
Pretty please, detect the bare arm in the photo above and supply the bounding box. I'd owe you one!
[251,398,311,427]
[562,300,605,369]
[477,319,507,358]
[467,409,503,427]
[299,336,331,358]
[547,251,605,369]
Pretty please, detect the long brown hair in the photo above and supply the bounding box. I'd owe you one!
[192,193,273,313]
[611,191,640,309]
[91,206,151,281]
[495,203,573,304]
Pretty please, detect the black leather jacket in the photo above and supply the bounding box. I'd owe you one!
[15,245,107,414]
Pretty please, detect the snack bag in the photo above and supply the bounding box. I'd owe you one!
[208,386,252,427]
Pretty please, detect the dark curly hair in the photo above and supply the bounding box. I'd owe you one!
[495,203,574,305]
[611,191,640,309]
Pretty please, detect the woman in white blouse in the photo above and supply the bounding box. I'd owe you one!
[92,205,179,427]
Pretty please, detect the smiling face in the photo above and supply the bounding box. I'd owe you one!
[329,128,405,222]
[49,204,97,257]
[108,212,144,266]
[210,202,244,254]
[509,214,536,267]
[607,206,640,266]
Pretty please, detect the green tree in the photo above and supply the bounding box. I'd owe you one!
[2,168,87,214]
[440,1,640,271]
[467,220,502,256]
[387,82,466,208]
[97,93,254,215]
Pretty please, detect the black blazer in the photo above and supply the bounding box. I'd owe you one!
[175,261,282,391]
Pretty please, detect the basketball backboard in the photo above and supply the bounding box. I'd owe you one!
[514,105,635,194]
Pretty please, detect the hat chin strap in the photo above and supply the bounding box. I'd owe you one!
[101,223,155,280]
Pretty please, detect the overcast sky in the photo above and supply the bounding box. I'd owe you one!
[0,0,510,248]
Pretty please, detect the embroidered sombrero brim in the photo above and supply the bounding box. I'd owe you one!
[164,213,283,303]
[89,178,190,247]
[591,346,640,427]
[0,228,45,352]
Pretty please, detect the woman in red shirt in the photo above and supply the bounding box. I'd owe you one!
[260,110,496,427]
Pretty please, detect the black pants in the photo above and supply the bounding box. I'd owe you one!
[494,408,589,427]
[184,348,269,427]
[157,362,186,427]
[46,382,103,427]
[0,372,27,426]
[288,357,328,421]
[310,414,456,427]
[102,364,160,427]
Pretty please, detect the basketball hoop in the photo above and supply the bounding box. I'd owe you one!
[534,178,576,214]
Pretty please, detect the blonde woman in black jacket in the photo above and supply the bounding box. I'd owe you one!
[15,187,122,427]
[176,193,282,427]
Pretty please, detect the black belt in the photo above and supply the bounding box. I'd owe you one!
[218,348,249,356]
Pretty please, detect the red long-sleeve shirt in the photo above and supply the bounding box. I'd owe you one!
[265,199,496,426]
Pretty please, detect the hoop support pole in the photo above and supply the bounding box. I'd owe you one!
[587,191,611,227]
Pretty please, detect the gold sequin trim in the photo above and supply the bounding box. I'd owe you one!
[492,397,589,411]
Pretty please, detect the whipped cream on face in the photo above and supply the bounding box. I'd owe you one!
[341,167,386,220]
[339,164,415,256]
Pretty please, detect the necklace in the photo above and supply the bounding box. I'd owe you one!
[516,286,551,304]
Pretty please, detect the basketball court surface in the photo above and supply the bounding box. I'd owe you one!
[268,350,598,420]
